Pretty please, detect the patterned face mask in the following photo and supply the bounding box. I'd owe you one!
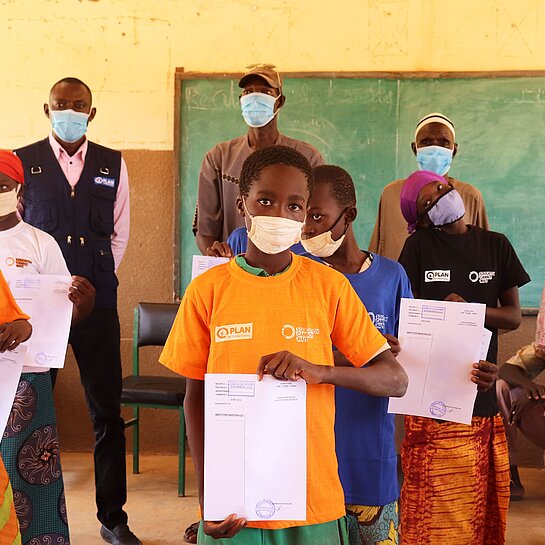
[426,188,465,227]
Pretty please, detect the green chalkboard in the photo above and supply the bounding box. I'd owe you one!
[176,74,545,308]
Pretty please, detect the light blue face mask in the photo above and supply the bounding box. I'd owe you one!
[240,92,279,128]
[50,109,89,143]
[416,145,453,176]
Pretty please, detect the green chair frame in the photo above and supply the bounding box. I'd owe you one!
[123,303,186,496]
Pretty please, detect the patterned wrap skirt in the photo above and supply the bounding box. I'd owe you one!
[400,414,509,545]
[1,373,69,545]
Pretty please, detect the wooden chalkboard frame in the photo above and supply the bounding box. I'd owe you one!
[174,68,545,312]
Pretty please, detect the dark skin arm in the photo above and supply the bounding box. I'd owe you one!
[0,319,32,352]
[69,276,96,325]
[499,362,545,424]
[499,362,545,401]
[333,330,495,392]
[205,241,234,258]
[258,348,408,398]
[196,234,217,256]
[334,334,401,363]
[184,378,247,539]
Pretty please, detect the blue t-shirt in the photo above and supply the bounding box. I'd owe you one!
[227,226,306,255]
[305,251,413,506]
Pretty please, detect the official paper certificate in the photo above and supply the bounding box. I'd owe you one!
[204,374,307,521]
[191,255,229,280]
[388,298,488,425]
[7,274,73,369]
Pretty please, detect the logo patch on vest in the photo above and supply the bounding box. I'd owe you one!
[93,176,115,188]
[425,270,451,282]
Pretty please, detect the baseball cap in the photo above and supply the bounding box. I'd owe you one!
[238,64,282,92]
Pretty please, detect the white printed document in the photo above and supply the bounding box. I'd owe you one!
[191,255,229,280]
[7,274,73,369]
[388,298,487,425]
[204,374,307,521]
[0,345,26,446]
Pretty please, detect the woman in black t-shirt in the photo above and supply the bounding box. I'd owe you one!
[397,170,530,545]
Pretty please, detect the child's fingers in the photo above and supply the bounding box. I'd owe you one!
[257,352,277,379]
[264,352,289,379]
[271,358,291,380]
[204,515,246,538]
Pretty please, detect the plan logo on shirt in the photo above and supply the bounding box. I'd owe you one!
[215,322,253,343]
[93,176,115,188]
[469,270,496,284]
[281,323,320,343]
[425,270,451,282]
[368,312,389,332]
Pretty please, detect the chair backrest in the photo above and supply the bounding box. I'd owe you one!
[136,302,180,348]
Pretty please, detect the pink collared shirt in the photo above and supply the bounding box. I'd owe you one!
[46,133,130,271]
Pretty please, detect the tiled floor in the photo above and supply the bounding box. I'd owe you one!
[61,452,545,545]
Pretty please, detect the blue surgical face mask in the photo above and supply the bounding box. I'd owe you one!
[240,92,279,128]
[416,145,453,176]
[50,109,89,143]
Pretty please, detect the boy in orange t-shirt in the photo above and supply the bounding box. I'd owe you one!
[1,269,32,545]
[160,146,408,545]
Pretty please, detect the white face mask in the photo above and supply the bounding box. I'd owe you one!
[301,230,345,258]
[0,188,18,217]
[301,210,348,257]
[244,200,303,254]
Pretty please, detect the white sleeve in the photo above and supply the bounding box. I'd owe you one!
[41,236,71,276]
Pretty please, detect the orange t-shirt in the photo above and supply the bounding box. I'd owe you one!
[0,269,28,323]
[160,254,387,529]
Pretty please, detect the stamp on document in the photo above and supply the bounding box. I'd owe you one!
[429,400,447,418]
[35,352,47,366]
[255,499,276,519]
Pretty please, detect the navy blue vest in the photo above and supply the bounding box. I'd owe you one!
[16,139,122,309]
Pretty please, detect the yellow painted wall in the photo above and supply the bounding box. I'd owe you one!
[1,0,545,150]
[1,0,543,453]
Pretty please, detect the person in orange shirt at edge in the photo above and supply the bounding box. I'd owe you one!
[160,145,408,545]
[0,269,32,545]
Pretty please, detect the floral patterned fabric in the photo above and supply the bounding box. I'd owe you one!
[1,373,69,544]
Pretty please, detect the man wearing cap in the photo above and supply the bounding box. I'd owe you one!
[195,64,324,256]
[15,78,139,545]
[369,113,489,261]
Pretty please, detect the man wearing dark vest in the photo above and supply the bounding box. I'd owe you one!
[16,78,140,545]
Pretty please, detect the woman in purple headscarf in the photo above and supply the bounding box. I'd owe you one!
[396,170,530,545]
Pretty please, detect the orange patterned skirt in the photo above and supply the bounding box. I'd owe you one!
[0,454,21,545]
[400,414,509,545]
